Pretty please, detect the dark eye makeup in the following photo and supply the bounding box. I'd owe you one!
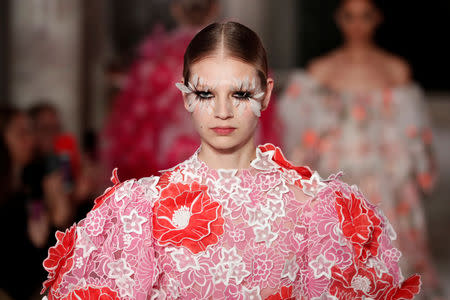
[233,91,252,100]
[194,91,214,100]
[193,90,254,101]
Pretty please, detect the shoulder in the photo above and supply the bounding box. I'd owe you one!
[42,169,162,297]
[255,144,313,180]
[307,50,341,83]
[91,169,161,212]
[378,50,412,85]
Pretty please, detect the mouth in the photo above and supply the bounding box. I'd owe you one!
[210,127,236,135]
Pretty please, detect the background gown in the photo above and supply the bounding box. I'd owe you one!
[279,71,440,298]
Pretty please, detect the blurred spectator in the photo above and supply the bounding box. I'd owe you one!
[279,0,443,298]
[100,0,280,180]
[0,107,43,299]
[26,103,73,228]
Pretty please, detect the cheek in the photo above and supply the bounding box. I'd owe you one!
[237,106,259,130]
[191,109,211,130]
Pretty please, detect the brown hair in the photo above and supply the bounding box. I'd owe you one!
[337,0,382,11]
[183,22,268,89]
[28,101,58,122]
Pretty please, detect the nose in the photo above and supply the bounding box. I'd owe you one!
[213,96,234,120]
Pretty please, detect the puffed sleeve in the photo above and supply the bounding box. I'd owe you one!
[278,71,339,167]
[296,175,421,299]
[41,169,161,300]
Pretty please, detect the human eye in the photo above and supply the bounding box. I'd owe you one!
[233,91,252,100]
[194,90,214,101]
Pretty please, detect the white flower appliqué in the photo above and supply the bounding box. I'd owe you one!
[107,258,134,279]
[209,247,250,285]
[242,286,262,300]
[76,227,96,259]
[115,180,136,203]
[281,255,300,281]
[300,171,327,197]
[251,148,279,172]
[309,254,334,279]
[121,209,147,234]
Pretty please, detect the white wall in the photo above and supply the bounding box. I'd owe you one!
[10,0,82,136]
[220,0,299,69]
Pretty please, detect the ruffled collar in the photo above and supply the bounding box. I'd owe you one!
[160,144,313,182]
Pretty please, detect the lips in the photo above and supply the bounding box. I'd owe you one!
[211,127,236,135]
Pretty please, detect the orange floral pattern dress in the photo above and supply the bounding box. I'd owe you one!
[279,71,440,298]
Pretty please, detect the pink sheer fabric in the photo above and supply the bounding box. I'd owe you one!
[100,27,280,180]
[279,71,439,297]
[42,144,420,299]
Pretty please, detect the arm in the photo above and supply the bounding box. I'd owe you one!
[43,171,72,228]
[41,171,161,299]
[298,178,421,299]
[278,71,336,168]
[396,86,437,193]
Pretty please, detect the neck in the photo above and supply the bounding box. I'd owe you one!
[198,138,257,170]
[342,40,377,59]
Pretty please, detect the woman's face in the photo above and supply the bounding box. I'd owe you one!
[179,56,273,152]
[35,109,61,154]
[4,113,35,167]
[336,0,381,43]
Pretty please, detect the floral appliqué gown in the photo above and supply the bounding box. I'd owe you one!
[279,71,439,298]
[41,144,420,299]
[100,27,280,181]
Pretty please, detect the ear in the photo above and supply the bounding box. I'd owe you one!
[261,77,274,111]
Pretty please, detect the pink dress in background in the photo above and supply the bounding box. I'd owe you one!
[41,144,420,299]
[100,27,280,181]
[279,71,439,297]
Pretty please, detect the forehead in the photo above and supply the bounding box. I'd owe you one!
[341,0,376,12]
[189,56,258,84]
[8,113,29,130]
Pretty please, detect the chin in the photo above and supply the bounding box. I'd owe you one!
[205,136,250,152]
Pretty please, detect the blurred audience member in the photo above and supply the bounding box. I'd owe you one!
[279,0,442,298]
[0,107,43,299]
[28,102,99,220]
[26,103,73,228]
[100,0,280,180]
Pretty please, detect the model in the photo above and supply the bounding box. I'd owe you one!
[42,21,420,300]
[279,0,439,298]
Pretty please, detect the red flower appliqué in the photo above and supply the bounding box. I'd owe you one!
[265,285,294,300]
[259,144,312,184]
[42,225,77,294]
[158,166,182,189]
[335,191,382,262]
[330,264,421,299]
[152,181,224,254]
[47,285,120,300]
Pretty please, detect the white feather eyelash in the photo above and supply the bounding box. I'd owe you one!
[175,75,265,117]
